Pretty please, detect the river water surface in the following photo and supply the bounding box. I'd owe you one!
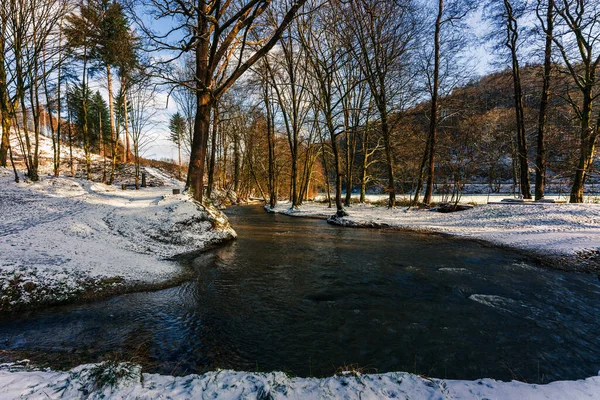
[1,205,600,382]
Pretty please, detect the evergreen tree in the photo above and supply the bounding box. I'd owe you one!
[90,91,111,152]
[169,112,186,178]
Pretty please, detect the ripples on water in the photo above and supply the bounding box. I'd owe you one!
[1,205,600,382]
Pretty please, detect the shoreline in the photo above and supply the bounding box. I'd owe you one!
[1,361,599,399]
[266,202,600,274]
[0,240,235,316]
[0,168,237,314]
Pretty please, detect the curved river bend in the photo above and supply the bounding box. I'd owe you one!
[1,205,600,382]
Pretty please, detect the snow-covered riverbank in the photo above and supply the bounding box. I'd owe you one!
[268,201,600,273]
[1,361,599,399]
[0,167,236,312]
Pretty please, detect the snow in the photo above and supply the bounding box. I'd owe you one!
[0,167,236,311]
[0,361,599,399]
[269,201,600,271]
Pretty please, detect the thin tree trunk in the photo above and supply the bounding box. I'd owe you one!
[100,110,106,183]
[413,141,429,205]
[107,64,118,184]
[8,140,19,183]
[82,52,92,180]
[55,24,62,177]
[0,12,9,168]
[360,131,369,203]
[207,103,218,197]
[535,0,553,200]
[380,108,396,207]
[504,0,532,199]
[66,88,74,177]
[178,142,182,179]
[266,86,276,208]
[423,0,444,205]
[123,88,131,163]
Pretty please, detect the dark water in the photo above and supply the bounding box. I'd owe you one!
[1,205,600,382]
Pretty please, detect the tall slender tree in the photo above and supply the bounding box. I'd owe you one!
[169,112,186,179]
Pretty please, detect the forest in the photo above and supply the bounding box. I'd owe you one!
[1,0,599,213]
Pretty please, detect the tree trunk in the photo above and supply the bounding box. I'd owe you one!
[187,92,211,200]
[505,0,532,199]
[207,103,218,197]
[123,88,131,163]
[535,0,553,200]
[66,88,75,177]
[570,91,595,203]
[380,107,396,207]
[186,5,211,202]
[107,64,118,184]
[331,133,344,215]
[82,53,92,180]
[413,138,429,205]
[360,131,369,203]
[423,0,444,205]
[266,87,276,209]
[322,148,333,208]
[234,130,240,193]
[0,16,9,168]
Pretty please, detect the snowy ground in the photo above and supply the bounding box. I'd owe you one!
[269,201,600,272]
[315,191,599,205]
[0,167,236,311]
[1,361,599,399]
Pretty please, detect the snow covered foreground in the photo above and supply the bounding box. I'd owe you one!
[1,362,599,400]
[0,167,236,311]
[269,202,600,272]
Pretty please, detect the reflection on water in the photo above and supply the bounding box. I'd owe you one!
[1,205,600,382]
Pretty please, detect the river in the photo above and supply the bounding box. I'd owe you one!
[1,205,599,382]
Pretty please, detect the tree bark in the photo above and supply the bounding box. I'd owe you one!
[423,0,444,205]
[107,64,118,184]
[123,88,131,163]
[207,103,218,198]
[504,0,532,199]
[535,0,553,200]
[0,11,9,168]
[380,107,396,207]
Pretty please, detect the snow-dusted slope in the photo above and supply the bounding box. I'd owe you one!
[1,362,599,400]
[0,168,236,311]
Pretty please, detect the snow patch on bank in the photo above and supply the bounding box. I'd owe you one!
[0,167,236,311]
[1,362,599,399]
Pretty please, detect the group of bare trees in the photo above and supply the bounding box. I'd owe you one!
[0,0,69,182]
[0,0,157,187]
[2,0,599,208]
[185,0,599,208]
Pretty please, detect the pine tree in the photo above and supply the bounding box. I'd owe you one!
[169,112,186,178]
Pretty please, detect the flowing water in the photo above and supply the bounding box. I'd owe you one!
[1,205,600,382]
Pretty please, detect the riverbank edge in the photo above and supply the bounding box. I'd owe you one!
[0,236,234,317]
[1,361,600,399]
[265,204,600,274]
[0,167,238,315]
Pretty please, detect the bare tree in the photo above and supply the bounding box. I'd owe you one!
[128,75,158,189]
[131,0,309,202]
[534,0,554,200]
[550,0,600,203]
[347,0,417,208]
[4,0,66,181]
[485,0,533,199]
[412,0,474,205]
